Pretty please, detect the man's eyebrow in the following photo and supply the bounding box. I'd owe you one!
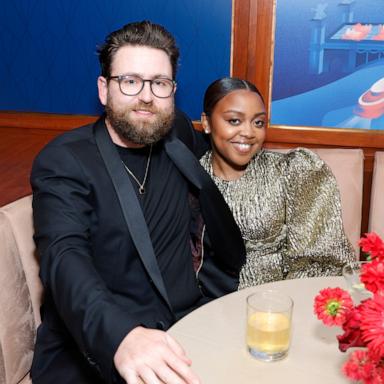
[119,72,172,79]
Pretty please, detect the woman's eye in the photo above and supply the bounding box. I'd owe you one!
[228,119,241,125]
[254,120,265,128]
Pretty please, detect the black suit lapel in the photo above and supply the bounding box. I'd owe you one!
[94,119,172,311]
[164,137,246,274]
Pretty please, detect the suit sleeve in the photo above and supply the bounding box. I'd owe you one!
[31,143,141,383]
[173,108,210,158]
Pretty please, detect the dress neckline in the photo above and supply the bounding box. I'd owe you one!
[203,149,264,184]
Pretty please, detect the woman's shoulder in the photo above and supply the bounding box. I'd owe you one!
[262,147,325,173]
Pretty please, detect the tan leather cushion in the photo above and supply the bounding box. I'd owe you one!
[18,374,32,384]
[270,148,363,254]
[313,148,363,254]
[0,196,42,384]
[369,151,384,237]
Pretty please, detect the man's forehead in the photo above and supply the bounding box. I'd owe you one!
[111,45,172,77]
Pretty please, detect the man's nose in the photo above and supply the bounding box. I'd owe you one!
[138,81,154,103]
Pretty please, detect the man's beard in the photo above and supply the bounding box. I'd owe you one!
[105,99,174,146]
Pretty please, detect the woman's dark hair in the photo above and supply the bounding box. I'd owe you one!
[203,77,264,116]
[98,20,179,79]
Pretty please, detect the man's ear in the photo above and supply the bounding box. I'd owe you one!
[97,76,108,106]
[201,113,211,134]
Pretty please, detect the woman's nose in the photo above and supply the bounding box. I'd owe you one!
[239,122,255,137]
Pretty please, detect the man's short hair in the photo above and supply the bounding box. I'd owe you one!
[98,20,179,79]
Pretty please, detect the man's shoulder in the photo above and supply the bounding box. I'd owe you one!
[33,119,102,167]
[171,109,209,157]
[46,121,97,148]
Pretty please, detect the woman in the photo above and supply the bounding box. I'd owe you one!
[199,77,355,289]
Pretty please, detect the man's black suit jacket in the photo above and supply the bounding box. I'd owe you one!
[30,111,245,383]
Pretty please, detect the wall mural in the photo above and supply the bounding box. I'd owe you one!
[271,0,384,130]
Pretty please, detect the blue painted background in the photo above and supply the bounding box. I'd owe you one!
[0,0,232,120]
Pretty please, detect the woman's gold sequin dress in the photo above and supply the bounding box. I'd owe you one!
[200,148,355,289]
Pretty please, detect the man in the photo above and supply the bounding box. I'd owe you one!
[30,21,245,384]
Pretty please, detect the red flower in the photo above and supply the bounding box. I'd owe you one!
[314,287,353,326]
[342,349,381,383]
[361,259,384,294]
[314,233,384,383]
[359,232,384,260]
[361,295,384,359]
[337,305,366,351]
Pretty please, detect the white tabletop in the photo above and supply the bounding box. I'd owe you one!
[168,276,350,383]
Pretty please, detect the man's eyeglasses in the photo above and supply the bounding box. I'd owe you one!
[108,74,176,98]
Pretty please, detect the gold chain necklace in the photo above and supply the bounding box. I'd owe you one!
[122,145,153,194]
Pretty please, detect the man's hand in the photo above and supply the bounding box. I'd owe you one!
[114,326,201,384]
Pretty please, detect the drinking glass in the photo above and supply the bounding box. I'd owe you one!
[246,290,293,362]
[342,261,372,303]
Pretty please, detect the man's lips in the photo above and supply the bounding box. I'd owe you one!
[132,109,155,117]
[133,109,155,116]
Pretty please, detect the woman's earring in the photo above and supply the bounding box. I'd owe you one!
[203,125,210,134]
[201,114,210,134]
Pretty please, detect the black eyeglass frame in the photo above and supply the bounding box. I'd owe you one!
[108,74,176,98]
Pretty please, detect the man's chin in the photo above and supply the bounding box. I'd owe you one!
[105,104,174,145]
[129,115,156,130]
[112,120,172,145]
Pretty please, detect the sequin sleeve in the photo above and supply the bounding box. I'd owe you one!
[283,148,356,279]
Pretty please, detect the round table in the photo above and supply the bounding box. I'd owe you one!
[168,276,350,383]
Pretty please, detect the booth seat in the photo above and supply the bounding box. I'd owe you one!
[269,148,364,254]
[369,151,384,238]
[0,148,364,383]
[0,196,41,384]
